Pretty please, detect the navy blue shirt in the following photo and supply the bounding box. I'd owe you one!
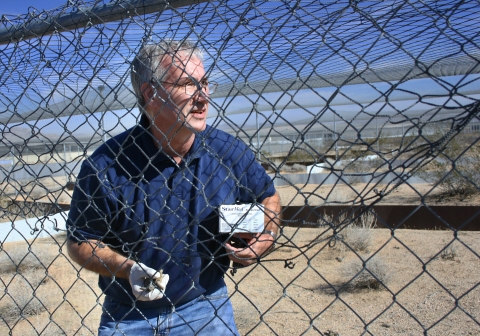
[67,118,276,308]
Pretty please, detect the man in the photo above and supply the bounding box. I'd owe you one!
[66,39,281,335]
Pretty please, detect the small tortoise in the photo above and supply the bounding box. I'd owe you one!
[140,269,166,292]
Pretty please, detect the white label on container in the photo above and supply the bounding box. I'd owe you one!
[218,204,265,233]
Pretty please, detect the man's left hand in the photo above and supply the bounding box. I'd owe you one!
[224,232,275,266]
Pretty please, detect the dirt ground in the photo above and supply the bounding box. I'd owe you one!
[0,182,479,335]
[277,182,480,207]
[228,227,480,335]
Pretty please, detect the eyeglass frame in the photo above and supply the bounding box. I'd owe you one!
[151,77,218,96]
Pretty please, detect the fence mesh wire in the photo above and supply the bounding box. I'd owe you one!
[0,0,479,335]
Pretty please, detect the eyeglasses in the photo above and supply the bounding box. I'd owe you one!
[157,79,218,96]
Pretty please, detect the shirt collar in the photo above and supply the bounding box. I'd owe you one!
[133,114,209,165]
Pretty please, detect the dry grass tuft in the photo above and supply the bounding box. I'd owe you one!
[0,269,48,323]
[440,243,462,260]
[322,210,377,253]
[341,256,391,291]
[0,242,58,273]
[342,211,377,252]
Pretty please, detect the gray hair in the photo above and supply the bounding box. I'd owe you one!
[130,40,204,107]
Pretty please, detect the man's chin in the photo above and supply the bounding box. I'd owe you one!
[185,120,207,133]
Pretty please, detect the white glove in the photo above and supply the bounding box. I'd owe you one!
[129,263,169,301]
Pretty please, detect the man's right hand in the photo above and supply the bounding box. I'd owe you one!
[129,263,169,301]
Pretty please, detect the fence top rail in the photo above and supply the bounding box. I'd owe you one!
[0,0,208,45]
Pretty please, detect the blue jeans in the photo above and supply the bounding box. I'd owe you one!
[98,280,239,336]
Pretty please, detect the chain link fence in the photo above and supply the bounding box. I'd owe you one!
[0,0,479,334]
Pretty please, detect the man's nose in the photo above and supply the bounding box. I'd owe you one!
[193,87,208,101]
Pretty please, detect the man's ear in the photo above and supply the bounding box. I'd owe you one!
[140,82,154,105]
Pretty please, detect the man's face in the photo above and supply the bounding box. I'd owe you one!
[147,53,209,138]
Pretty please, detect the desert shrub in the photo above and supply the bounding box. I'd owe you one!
[341,256,391,291]
[287,144,320,163]
[416,127,480,196]
[361,130,395,153]
[346,145,370,159]
[0,201,56,223]
[281,163,305,173]
[0,193,10,209]
[0,243,57,273]
[288,148,311,162]
[341,154,385,185]
[321,210,349,227]
[261,150,271,157]
[342,211,377,252]
[320,210,376,253]
[0,269,47,322]
[422,155,480,196]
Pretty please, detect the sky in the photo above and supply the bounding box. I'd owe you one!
[0,0,478,145]
[0,0,69,15]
